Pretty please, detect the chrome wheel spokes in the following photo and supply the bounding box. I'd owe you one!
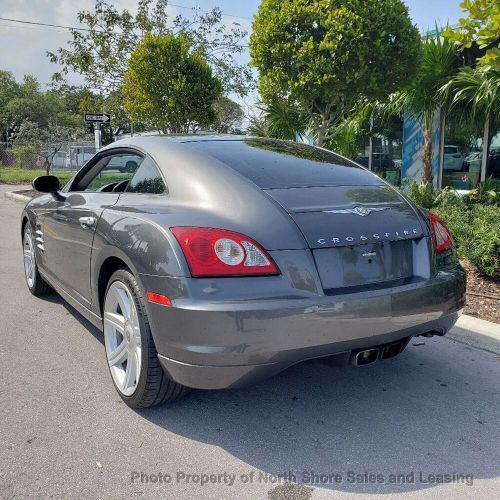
[23,227,35,288]
[103,281,142,396]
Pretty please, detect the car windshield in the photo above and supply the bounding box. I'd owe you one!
[182,138,378,188]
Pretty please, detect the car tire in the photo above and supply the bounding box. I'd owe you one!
[23,223,52,296]
[103,268,189,408]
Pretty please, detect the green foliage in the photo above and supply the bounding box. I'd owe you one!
[434,201,500,276]
[441,66,500,123]
[12,145,37,170]
[247,100,310,140]
[405,180,499,275]
[406,181,437,209]
[48,0,253,98]
[443,0,500,69]
[465,176,498,204]
[326,118,364,159]
[122,33,222,133]
[0,168,74,185]
[250,0,421,146]
[390,33,462,184]
[213,97,244,134]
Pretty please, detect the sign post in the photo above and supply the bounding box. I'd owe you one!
[84,113,111,151]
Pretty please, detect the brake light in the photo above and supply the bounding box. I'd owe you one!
[429,213,454,254]
[170,227,280,277]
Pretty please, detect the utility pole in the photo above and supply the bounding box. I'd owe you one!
[94,123,102,150]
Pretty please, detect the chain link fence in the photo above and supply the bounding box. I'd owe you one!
[0,141,96,172]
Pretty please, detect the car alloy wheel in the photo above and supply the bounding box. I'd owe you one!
[23,226,35,289]
[103,280,142,397]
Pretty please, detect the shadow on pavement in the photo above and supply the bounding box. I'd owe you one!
[137,342,498,494]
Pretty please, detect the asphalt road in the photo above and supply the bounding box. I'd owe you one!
[1,185,499,500]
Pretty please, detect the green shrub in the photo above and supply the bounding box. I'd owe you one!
[434,202,499,276]
[12,145,38,169]
[464,177,498,206]
[406,181,436,209]
[467,205,500,276]
[434,186,463,207]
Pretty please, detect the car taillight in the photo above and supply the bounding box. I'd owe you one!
[170,227,280,277]
[429,213,454,254]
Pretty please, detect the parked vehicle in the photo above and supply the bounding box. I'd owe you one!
[22,136,466,407]
[36,151,68,170]
[67,146,96,170]
[463,151,482,173]
[355,153,395,171]
[443,145,465,171]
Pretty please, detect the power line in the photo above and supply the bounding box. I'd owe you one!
[0,17,91,32]
[0,4,252,35]
[0,21,73,34]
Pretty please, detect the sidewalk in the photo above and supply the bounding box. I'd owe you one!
[448,314,500,354]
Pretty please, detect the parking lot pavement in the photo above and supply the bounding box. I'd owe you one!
[1,186,499,500]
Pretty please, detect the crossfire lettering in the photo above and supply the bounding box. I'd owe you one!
[317,228,421,245]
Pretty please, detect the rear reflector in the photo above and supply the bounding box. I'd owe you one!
[429,213,454,254]
[170,227,280,277]
[146,291,172,306]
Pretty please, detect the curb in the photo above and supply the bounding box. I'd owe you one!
[4,190,31,203]
[448,314,500,354]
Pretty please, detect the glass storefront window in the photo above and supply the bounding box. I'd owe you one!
[354,136,402,187]
[441,115,484,190]
[486,127,500,188]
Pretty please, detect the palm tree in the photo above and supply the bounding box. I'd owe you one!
[390,32,462,184]
[441,66,500,182]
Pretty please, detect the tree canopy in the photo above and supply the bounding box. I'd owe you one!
[121,33,222,133]
[212,97,244,133]
[250,0,422,146]
[0,73,90,142]
[444,0,500,69]
[48,0,253,98]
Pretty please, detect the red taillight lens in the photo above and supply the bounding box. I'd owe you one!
[170,227,280,277]
[429,213,454,254]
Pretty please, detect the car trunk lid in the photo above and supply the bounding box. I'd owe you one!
[264,185,430,289]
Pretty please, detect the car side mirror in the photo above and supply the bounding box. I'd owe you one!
[32,175,65,200]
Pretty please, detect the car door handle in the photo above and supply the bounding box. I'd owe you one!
[79,216,96,229]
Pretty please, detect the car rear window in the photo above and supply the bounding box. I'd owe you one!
[182,138,380,188]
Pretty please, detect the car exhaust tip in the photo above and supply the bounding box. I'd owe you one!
[380,341,404,360]
[353,348,379,366]
[418,328,446,338]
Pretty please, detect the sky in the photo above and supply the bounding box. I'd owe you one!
[0,0,466,102]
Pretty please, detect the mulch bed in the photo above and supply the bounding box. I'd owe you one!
[461,260,500,324]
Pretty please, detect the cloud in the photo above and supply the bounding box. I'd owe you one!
[0,0,179,87]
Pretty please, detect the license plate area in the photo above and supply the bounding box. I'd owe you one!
[313,240,414,289]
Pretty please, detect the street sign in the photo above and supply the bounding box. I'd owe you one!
[84,113,111,123]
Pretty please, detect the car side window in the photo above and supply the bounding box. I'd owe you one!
[125,157,167,195]
[74,153,144,192]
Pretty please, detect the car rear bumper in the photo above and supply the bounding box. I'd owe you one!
[145,266,466,389]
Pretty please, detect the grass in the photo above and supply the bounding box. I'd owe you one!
[0,167,75,185]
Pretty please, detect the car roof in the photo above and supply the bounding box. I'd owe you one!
[101,135,380,190]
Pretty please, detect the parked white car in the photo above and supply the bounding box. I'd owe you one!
[443,145,464,171]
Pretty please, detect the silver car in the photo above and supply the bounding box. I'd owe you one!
[21,136,465,408]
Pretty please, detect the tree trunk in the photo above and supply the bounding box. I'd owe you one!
[316,104,331,148]
[421,128,433,185]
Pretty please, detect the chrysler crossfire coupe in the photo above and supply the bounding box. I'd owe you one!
[22,136,466,407]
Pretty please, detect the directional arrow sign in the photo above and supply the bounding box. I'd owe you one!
[84,113,111,123]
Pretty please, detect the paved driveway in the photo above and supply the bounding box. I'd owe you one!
[0,185,499,500]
